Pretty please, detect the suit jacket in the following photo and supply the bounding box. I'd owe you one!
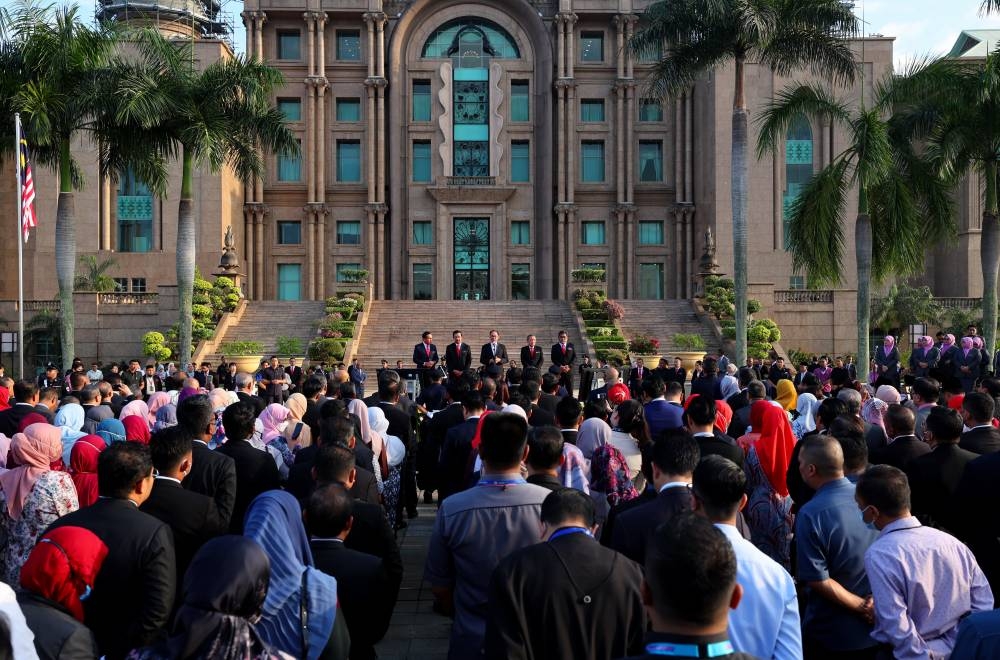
[527,404,555,428]
[726,390,750,413]
[480,342,509,370]
[550,342,576,368]
[561,429,579,446]
[690,375,722,401]
[954,347,981,380]
[662,367,687,385]
[32,403,55,424]
[182,441,237,529]
[376,400,413,446]
[520,345,544,369]
[140,478,226,601]
[644,400,685,440]
[610,486,692,564]
[537,392,559,414]
[18,591,100,660]
[0,403,41,437]
[694,432,745,468]
[864,421,889,456]
[960,425,1000,455]
[217,439,282,532]
[439,417,480,500]
[872,435,931,471]
[235,391,266,417]
[413,342,440,368]
[285,365,304,390]
[958,452,1000,593]
[728,402,757,440]
[311,540,394,659]
[193,371,214,389]
[139,375,165,397]
[906,443,978,533]
[627,366,649,397]
[445,342,473,375]
[48,498,176,660]
[485,533,646,660]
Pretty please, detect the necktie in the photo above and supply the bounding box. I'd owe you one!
[425,344,430,357]
[561,343,566,352]
[492,343,497,355]
[530,348,534,357]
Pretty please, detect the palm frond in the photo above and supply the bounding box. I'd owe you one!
[846,109,893,193]
[756,0,859,84]
[982,0,1000,15]
[785,156,851,287]
[755,83,849,158]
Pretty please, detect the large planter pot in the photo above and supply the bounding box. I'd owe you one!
[231,355,264,373]
[670,351,706,373]
[630,354,663,370]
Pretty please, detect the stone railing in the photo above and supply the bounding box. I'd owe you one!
[98,292,159,305]
[774,289,834,304]
[446,176,496,186]
[21,300,60,312]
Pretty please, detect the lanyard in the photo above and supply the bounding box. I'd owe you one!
[478,477,526,487]
[548,527,593,542]
[645,641,734,657]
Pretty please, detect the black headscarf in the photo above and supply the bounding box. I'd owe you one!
[128,536,284,660]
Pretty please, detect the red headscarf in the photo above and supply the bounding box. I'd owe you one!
[0,388,10,411]
[20,526,108,622]
[70,435,106,508]
[17,413,49,434]
[470,410,494,450]
[684,394,734,435]
[749,401,797,498]
[122,416,151,445]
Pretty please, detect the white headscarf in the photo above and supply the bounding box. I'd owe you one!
[368,406,405,468]
[792,393,819,439]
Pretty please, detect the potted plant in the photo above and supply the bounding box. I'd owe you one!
[671,333,707,372]
[219,340,265,373]
[628,333,662,367]
[275,336,305,366]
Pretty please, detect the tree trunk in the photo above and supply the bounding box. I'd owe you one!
[983,165,1000,366]
[855,211,873,376]
[731,57,749,365]
[56,139,75,372]
[177,148,195,369]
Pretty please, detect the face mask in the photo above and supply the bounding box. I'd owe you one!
[859,505,878,531]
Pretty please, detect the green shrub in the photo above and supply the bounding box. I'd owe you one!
[219,340,264,355]
[309,338,346,363]
[587,327,615,338]
[192,278,213,294]
[575,298,593,312]
[571,268,607,282]
[191,304,212,320]
[581,309,607,320]
[192,293,211,305]
[276,336,304,356]
[584,319,615,328]
[673,333,706,351]
[141,331,172,362]
[596,348,626,365]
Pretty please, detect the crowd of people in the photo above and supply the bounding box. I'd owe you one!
[0,322,997,659]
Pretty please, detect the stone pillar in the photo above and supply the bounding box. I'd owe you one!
[615,79,625,205]
[316,208,327,299]
[100,173,112,251]
[316,80,327,202]
[365,79,377,205]
[305,78,316,203]
[555,208,567,298]
[254,212,265,300]
[306,213,316,300]
[304,11,315,78]
[685,90,694,203]
[673,207,683,298]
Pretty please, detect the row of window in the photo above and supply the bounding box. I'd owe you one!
[111,278,147,293]
[277,139,361,183]
[275,29,658,65]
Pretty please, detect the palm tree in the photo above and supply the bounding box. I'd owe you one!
[983,0,1000,14]
[756,79,954,371]
[630,0,859,364]
[73,254,119,292]
[109,29,298,367]
[0,4,122,370]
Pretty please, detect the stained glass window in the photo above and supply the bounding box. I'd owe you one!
[422,19,520,59]
[784,115,813,249]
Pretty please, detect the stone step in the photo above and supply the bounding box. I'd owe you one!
[615,300,718,355]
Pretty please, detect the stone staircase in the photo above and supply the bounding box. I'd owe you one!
[204,301,326,362]
[353,300,589,369]
[616,299,719,356]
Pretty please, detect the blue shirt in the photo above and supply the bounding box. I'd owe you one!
[795,477,879,650]
[716,524,802,660]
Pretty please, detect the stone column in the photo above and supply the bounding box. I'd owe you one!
[316,80,327,203]
[304,11,315,78]
[685,89,693,204]
[254,213,265,300]
[316,207,327,299]
[615,79,625,205]
[100,173,112,251]
[306,213,316,300]
[555,207,567,298]
[305,78,316,203]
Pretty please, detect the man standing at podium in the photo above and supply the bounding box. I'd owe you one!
[480,330,509,378]
[520,335,544,370]
[413,331,439,386]
[445,330,473,380]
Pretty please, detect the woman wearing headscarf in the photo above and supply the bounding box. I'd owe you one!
[0,387,11,412]
[95,418,126,445]
[127,536,293,660]
[775,379,798,414]
[876,384,901,407]
[862,395,889,430]
[347,398,388,485]
[575,416,612,461]
[18,526,108,659]
[123,416,152,445]
[791,393,819,440]
[146,391,172,428]
[908,335,940,379]
[243,491,349,660]
[119,399,150,426]
[153,404,178,433]
[589,443,638,530]
[54,403,88,466]
[368,406,403,530]
[974,336,992,379]
[259,405,295,472]
[282,394,314,451]
[719,374,740,402]
[69,434,106,508]
[874,335,901,387]
[608,400,651,491]
[0,423,79,585]
[737,401,796,569]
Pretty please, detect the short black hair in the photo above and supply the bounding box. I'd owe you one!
[222,401,256,443]
[925,406,963,443]
[320,416,355,448]
[737,367,755,388]
[98,442,153,499]
[527,426,564,471]
[912,377,941,402]
[461,390,485,412]
[649,431,700,476]
[684,395,717,427]
[645,514,736,625]
[479,413,528,470]
[305,484,354,538]
[12,380,37,403]
[746,380,767,399]
[856,464,911,517]
[319,398,348,424]
[314,444,356,485]
[302,376,326,399]
[378,378,400,401]
[555,396,582,427]
[828,415,868,473]
[149,426,193,474]
[522,367,541,383]
[885,404,915,436]
[666,381,684,398]
[540,488,595,528]
[583,398,610,421]
[963,391,995,424]
[69,372,88,391]
[816,397,848,428]
[980,377,1000,398]
[176,394,213,438]
[641,377,666,399]
[519,380,540,401]
[79,386,99,405]
[39,387,60,402]
[692,455,746,521]
[541,372,560,394]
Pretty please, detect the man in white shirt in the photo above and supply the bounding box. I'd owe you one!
[86,362,103,383]
[692,455,802,660]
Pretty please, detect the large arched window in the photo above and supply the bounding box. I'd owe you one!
[421,18,520,59]
[783,115,813,249]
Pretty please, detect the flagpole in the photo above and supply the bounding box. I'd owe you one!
[14,113,24,380]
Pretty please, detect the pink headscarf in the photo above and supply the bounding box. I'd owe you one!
[119,399,150,425]
[347,398,383,458]
[962,336,974,357]
[0,423,63,519]
[258,404,289,444]
[146,392,171,426]
[883,336,895,352]
[919,336,934,351]
[974,337,985,350]
[944,334,956,349]
[876,385,901,405]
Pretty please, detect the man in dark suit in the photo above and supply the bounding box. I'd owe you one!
[960,392,1000,454]
[685,394,744,467]
[537,373,561,414]
[524,427,566,491]
[176,394,237,529]
[421,378,473,504]
[142,426,226,603]
[439,391,485,500]
[193,362,215,389]
[48,443,175,660]
[587,367,620,402]
[413,330,440,386]
[610,431,698,564]
[728,380,767,439]
[445,330,473,380]
[288,415,380,505]
[725,368,755,413]
[520,334,544,370]
[550,330,576,391]
[957,448,1000,592]
[906,407,978,533]
[0,380,41,437]
[307,484,394,660]
[872,404,930,470]
[643,379,685,440]
[486,488,645,660]
[662,357,687,387]
[555,396,582,446]
[627,358,649,399]
[689,357,722,401]
[217,401,281,532]
[285,357,304,393]
[768,357,793,385]
[519,381,555,427]
[234,372,266,416]
[479,329,509,378]
[34,386,58,423]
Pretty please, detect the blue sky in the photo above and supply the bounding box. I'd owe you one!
[3,0,1000,69]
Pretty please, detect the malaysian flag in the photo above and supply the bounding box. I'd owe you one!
[18,137,36,243]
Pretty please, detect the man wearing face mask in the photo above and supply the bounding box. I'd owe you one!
[795,434,880,659]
